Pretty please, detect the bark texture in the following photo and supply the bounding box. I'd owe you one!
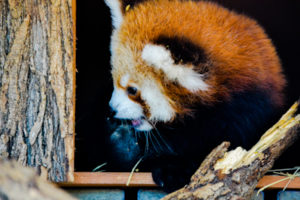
[162,101,300,200]
[0,158,76,200]
[0,0,75,182]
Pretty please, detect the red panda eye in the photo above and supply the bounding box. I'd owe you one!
[126,86,138,96]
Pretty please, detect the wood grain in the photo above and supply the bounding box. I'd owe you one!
[161,102,299,200]
[0,0,75,182]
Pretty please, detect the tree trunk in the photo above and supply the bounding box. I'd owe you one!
[162,101,300,200]
[0,0,75,182]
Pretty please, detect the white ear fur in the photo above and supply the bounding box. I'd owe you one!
[105,0,123,29]
[142,44,209,92]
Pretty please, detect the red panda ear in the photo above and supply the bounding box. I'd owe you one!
[105,0,124,28]
[105,0,146,28]
[141,44,209,92]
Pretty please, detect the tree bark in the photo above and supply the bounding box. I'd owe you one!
[0,158,76,200]
[162,101,300,200]
[0,0,75,182]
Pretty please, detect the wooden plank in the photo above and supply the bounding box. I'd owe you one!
[58,173,300,189]
[68,0,77,182]
[59,172,156,187]
[257,176,300,189]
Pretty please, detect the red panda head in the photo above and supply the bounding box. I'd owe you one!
[106,0,286,131]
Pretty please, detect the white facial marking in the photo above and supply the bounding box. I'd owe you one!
[109,87,143,119]
[141,80,175,122]
[120,74,130,87]
[104,0,123,29]
[142,44,209,92]
[135,120,153,131]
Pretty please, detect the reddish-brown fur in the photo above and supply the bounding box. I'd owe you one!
[112,0,285,117]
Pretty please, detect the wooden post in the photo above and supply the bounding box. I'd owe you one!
[0,0,76,182]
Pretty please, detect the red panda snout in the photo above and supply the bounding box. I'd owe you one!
[109,86,154,131]
[109,72,177,131]
[109,87,144,120]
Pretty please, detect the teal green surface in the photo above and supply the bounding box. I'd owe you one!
[67,189,125,200]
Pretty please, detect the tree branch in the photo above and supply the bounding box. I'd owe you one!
[162,101,300,200]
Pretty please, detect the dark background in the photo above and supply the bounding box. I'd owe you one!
[75,0,300,171]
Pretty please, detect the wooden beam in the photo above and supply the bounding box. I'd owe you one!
[59,172,156,187]
[58,172,300,190]
[257,176,300,190]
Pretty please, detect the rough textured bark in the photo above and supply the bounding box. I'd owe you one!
[0,158,76,200]
[162,101,300,200]
[0,0,75,182]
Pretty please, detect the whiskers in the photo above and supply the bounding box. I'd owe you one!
[139,120,175,156]
[116,118,175,158]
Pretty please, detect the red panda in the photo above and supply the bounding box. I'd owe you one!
[105,0,286,192]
